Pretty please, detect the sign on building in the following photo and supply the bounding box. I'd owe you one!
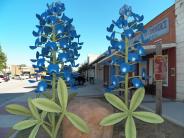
[154,55,164,81]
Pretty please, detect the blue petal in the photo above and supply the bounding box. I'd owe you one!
[36,51,40,59]
[44,26,52,34]
[32,31,39,37]
[29,46,37,50]
[41,36,47,43]
[107,24,114,32]
[30,59,37,62]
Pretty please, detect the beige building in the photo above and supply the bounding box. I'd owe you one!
[11,65,35,76]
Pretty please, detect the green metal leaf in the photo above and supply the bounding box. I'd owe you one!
[48,113,52,124]
[13,120,38,131]
[28,99,40,120]
[130,88,145,111]
[6,104,31,116]
[41,111,47,120]
[65,112,89,133]
[133,111,164,124]
[104,93,128,111]
[32,98,61,113]
[57,78,68,111]
[29,124,40,138]
[125,116,136,138]
[100,112,127,126]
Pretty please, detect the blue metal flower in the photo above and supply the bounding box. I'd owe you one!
[120,63,130,74]
[124,28,134,38]
[37,58,45,67]
[45,41,58,51]
[48,64,59,74]
[128,52,140,62]
[131,78,143,88]
[55,24,64,34]
[35,81,47,93]
[58,53,68,62]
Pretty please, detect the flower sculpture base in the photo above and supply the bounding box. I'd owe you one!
[62,98,113,138]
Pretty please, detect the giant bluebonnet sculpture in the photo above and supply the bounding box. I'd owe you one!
[100,4,163,138]
[6,2,89,138]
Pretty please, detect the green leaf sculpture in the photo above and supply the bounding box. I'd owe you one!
[13,120,39,131]
[32,98,61,113]
[65,112,90,133]
[100,88,164,138]
[6,104,31,116]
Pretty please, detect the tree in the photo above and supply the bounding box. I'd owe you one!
[0,45,7,72]
[78,62,89,74]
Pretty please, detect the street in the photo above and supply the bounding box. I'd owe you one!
[0,79,37,94]
[0,79,37,104]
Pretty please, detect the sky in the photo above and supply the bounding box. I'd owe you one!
[0,0,175,67]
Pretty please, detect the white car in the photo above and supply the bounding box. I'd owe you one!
[20,74,29,80]
[0,75,4,83]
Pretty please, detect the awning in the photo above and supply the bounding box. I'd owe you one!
[143,43,176,55]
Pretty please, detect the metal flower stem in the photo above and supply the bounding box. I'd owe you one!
[124,37,129,106]
[52,51,57,101]
[51,32,57,137]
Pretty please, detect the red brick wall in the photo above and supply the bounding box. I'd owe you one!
[144,4,176,45]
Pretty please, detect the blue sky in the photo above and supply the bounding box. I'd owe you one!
[0,0,175,66]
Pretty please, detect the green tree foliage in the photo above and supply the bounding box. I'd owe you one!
[0,45,7,72]
[78,62,89,73]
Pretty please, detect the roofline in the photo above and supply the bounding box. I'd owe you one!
[144,4,175,28]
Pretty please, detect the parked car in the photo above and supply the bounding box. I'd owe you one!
[0,75,4,83]
[3,75,10,82]
[14,75,21,80]
[20,74,29,80]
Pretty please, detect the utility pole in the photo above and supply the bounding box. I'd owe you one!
[154,39,163,115]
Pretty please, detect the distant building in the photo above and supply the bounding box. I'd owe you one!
[11,65,35,76]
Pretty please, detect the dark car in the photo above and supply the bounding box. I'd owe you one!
[73,73,86,86]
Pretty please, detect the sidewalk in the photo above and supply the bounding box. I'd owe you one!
[140,94,184,128]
